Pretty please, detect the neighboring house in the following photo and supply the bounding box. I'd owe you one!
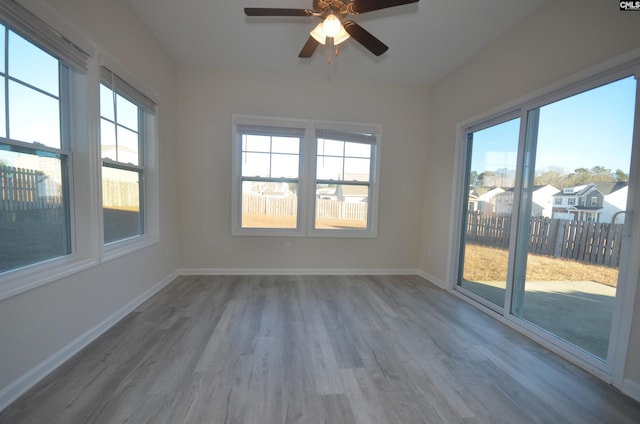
[318,173,370,203]
[552,182,627,222]
[244,181,295,197]
[493,184,559,217]
[468,190,479,212]
[493,187,514,215]
[317,184,368,203]
[476,186,505,214]
[335,184,368,203]
[602,183,629,223]
[532,184,561,217]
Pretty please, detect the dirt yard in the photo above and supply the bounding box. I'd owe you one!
[463,243,619,287]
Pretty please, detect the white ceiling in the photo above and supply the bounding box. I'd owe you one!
[127,0,547,86]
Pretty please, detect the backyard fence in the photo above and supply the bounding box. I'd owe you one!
[242,193,297,217]
[315,198,367,222]
[466,212,624,268]
[0,165,62,211]
[102,179,140,210]
[242,193,368,222]
[1,165,139,218]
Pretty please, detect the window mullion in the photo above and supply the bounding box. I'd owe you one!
[112,84,118,162]
[4,26,9,140]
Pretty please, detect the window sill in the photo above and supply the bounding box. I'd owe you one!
[308,228,378,238]
[0,256,98,302]
[231,228,377,238]
[102,235,158,263]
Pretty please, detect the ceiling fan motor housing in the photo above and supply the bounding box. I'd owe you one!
[245,0,419,57]
[313,0,352,18]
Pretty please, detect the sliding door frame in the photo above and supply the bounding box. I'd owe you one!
[448,52,640,387]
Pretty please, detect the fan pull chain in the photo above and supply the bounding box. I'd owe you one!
[328,46,340,64]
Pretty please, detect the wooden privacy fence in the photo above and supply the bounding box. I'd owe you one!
[242,194,297,217]
[242,193,368,222]
[102,179,140,210]
[316,199,367,222]
[0,165,62,211]
[1,165,139,213]
[466,212,624,268]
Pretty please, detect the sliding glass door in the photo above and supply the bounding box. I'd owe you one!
[458,117,520,309]
[457,72,639,367]
[511,76,636,361]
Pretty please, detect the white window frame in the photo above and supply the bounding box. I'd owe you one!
[231,115,381,238]
[450,52,640,388]
[231,115,308,237]
[0,2,160,300]
[0,4,97,301]
[309,120,381,238]
[98,54,159,262]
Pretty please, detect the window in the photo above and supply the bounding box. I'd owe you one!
[236,122,304,231]
[0,24,71,273]
[314,128,375,231]
[0,1,164,300]
[100,67,155,245]
[554,197,562,205]
[568,197,575,205]
[232,116,381,237]
[590,196,598,207]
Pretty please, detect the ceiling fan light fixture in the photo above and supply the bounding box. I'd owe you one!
[333,26,350,45]
[310,22,327,45]
[322,14,341,37]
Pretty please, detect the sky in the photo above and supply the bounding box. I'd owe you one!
[0,25,139,170]
[470,76,636,177]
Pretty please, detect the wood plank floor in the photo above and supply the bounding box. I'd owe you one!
[2,275,640,423]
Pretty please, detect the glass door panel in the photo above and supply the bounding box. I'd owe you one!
[458,118,520,308]
[511,76,636,360]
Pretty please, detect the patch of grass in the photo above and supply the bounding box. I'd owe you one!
[463,243,618,287]
[242,214,366,229]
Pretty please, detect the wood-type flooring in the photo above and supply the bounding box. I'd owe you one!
[2,274,640,423]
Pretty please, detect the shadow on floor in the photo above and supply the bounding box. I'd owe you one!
[459,280,614,360]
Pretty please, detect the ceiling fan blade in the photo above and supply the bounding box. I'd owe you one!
[299,36,320,58]
[244,8,314,17]
[348,0,419,14]
[343,21,388,56]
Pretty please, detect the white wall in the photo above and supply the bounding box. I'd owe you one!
[0,0,179,405]
[419,0,640,395]
[177,67,429,271]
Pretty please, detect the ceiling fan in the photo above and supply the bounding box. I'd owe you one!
[244,0,419,58]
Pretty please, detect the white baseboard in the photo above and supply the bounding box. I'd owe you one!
[415,269,449,290]
[177,267,421,276]
[623,378,640,403]
[0,271,178,413]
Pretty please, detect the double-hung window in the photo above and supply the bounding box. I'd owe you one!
[100,67,155,245]
[236,121,304,231]
[314,127,376,233]
[232,115,381,237]
[0,2,88,277]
